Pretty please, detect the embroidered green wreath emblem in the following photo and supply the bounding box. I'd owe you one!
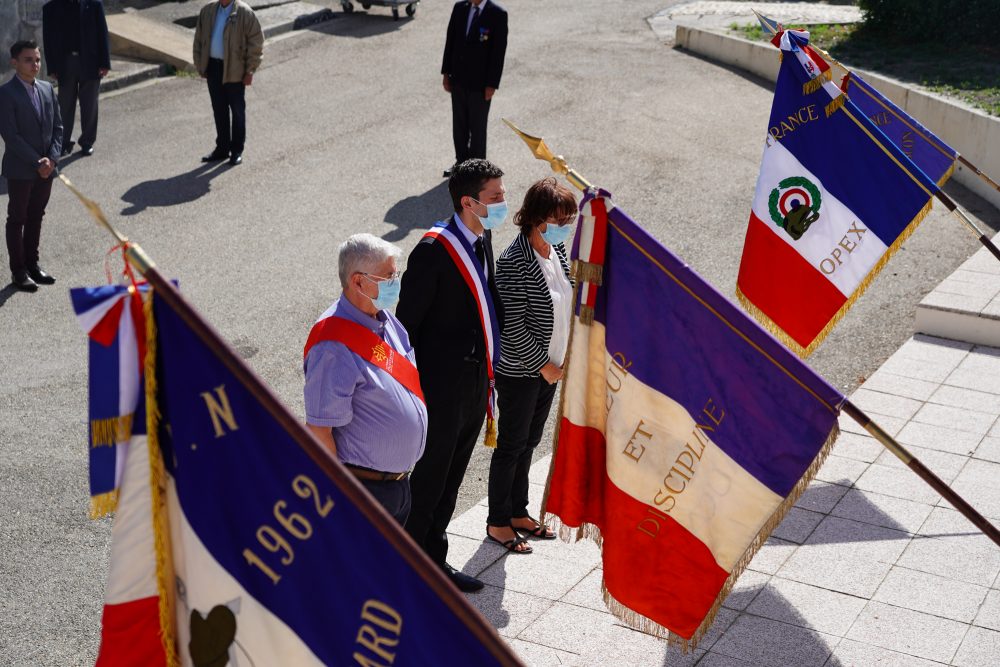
[768,176,823,241]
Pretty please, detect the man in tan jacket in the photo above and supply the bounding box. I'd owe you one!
[193,0,263,166]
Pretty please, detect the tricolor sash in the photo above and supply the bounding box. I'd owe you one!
[423,218,501,447]
[304,315,425,404]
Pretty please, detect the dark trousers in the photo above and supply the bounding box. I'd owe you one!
[206,59,246,155]
[5,176,54,277]
[405,362,488,566]
[487,374,558,526]
[360,478,412,526]
[450,83,491,164]
[58,53,100,149]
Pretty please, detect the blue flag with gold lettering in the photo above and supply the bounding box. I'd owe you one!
[128,288,519,665]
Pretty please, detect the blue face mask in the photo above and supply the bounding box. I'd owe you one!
[472,198,508,230]
[541,223,574,245]
[364,274,401,311]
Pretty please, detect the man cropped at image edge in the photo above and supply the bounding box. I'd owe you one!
[42,0,111,157]
[441,0,508,177]
[193,0,263,167]
[304,234,427,525]
[0,41,63,293]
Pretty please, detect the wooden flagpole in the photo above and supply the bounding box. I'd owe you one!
[752,9,1000,264]
[502,122,1000,548]
[59,175,526,667]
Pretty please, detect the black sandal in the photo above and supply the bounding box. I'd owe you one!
[486,528,533,554]
[515,516,557,540]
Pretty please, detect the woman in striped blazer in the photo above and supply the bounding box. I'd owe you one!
[486,178,577,554]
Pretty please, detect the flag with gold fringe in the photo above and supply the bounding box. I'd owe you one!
[737,29,941,356]
[543,188,845,647]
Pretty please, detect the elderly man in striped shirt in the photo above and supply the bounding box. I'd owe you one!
[304,234,427,524]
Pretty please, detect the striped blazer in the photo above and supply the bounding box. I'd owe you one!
[495,232,573,378]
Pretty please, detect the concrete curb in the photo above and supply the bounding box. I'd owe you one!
[99,63,169,94]
[674,25,1000,213]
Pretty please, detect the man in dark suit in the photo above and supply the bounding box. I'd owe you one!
[42,0,110,157]
[397,159,507,592]
[441,0,508,177]
[0,41,63,292]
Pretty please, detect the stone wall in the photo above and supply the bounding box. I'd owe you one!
[1,0,48,80]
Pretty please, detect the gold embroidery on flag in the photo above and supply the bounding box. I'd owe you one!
[574,260,604,285]
[89,489,120,519]
[825,94,846,117]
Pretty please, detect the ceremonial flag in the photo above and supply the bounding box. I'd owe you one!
[841,71,958,187]
[737,29,941,356]
[83,281,521,665]
[544,189,845,644]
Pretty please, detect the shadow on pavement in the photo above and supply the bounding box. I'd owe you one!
[120,162,228,216]
[0,284,18,309]
[307,10,410,39]
[383,181,451,242]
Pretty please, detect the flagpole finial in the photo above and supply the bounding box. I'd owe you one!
[502,118,594,192]
[751,8,782,36]
[59,174,157,273]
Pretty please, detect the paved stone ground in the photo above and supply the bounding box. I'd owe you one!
[649,0,861,42]
[454,331,1000,666]
[1,0,998,664]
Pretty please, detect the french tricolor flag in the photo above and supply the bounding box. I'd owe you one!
[737,29,940,356]
[544,191,845,645]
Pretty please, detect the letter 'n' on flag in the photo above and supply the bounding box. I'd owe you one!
[736,29,941,356]
[78,279,523,665]
[545,189,845,646]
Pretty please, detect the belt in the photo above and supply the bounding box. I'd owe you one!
[345,464,410,482]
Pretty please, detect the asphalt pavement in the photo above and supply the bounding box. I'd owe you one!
[1,0,998,663]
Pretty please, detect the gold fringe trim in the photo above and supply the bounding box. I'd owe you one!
[825,94,845,117]
[579,305,595,326]
[802,69,832,95]
[89,489,119,519]
[484,418,497,449]
[938,160,956,188]
[543,425,840,652]
[573,260,604,286]
[143,291,180,667]
[738,197,933,358]
[91,413,134,447]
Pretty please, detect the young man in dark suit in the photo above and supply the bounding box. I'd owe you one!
[441,0,508,177]
[0,40,63,292]
[42,0,111,157]
[396,159,507,592]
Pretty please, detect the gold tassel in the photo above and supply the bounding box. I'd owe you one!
[573,260,604,286]
[484,418,497,448]
[143,291,180,667]
[825,94,846,117]
[89,489,119,519]
[802,69,832,95]
[90,413,134,447]
[579,305,595,326]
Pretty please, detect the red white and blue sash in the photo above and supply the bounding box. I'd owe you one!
[423,219,501,444]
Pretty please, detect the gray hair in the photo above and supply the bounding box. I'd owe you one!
[337,233,402,288]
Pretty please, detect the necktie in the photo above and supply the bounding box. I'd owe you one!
[474,238,486,270]
[468,5,480,36]
[28,84,41,120]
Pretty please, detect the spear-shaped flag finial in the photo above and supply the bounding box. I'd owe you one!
[751,8,782,36]
[502,118,593,192]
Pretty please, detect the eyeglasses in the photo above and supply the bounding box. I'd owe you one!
[550,214,577,227]
[362,271,401,283]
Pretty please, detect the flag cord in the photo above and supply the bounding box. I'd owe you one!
[842,400,1000,547]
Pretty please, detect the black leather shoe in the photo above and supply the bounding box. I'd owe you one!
[201,150,228,163]
[27,266,55,285]
[12,274,38,292]
[61,141,75,156]
[80,145,94,156]
[229,154,242,166]
[442,563,484,592]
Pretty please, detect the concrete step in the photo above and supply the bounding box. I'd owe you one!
[916,230,1000,347]
[100,57,168,94]
[107,11,196,73]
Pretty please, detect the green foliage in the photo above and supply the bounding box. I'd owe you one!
[857,0,1000,44]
